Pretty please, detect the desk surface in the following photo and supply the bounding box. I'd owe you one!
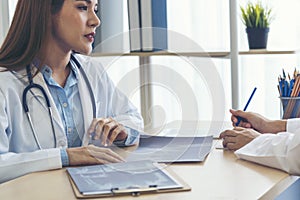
[0,140,296,200]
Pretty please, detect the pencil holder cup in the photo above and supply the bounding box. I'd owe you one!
[280,97,300,119]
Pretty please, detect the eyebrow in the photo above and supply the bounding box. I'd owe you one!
[74,0,98,8]
[75,0,92,3]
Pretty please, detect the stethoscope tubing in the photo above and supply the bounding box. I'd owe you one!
[22,54,96,149]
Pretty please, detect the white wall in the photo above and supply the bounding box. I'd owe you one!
[2,0,300,124]
[238,0,300,119]
[0,0,9,45]
[0,0,18,45]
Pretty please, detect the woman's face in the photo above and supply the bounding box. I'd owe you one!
[50,0,100,55]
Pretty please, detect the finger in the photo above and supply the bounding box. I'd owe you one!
[233,109,248,120]
[219,131,226,139]
[230,109,243,116]
[88,154,118,165]
[87,118,103,134]
[93,158,110,165]
[225,143,238,151]
[233,126,245,131]
[229,109,237,114]
[219,130,229,139]
[222,139,227,148]
[88,145,125,162]
[108,125,126,145]
[230,109,248,126]
[237,120,252,129]
[94,118,113,140]
[230,116,238,126]
[101,121,118,146]
[231,120,237,127]
[219,129,238,138]
[223,136,237,143]
[93,151,123,163]
[244,123,252,128]
[103,148,125,162]
[222,136,235,148]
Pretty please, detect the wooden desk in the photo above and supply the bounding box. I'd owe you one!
[0,140,297,200]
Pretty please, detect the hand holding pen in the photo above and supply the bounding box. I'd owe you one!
[229,109,285,134]
[235,87,257,126]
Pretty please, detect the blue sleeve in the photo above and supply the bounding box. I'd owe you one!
[113,127,140,147]
[125,127,140,145]
[60,149,70,167]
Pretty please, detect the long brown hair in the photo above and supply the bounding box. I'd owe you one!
[0,0,64,72]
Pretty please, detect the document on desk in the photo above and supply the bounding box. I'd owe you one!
[126,135,213,163]
[67,160,190,197]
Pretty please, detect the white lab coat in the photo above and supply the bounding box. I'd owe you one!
[0,54,143,183]
[235,118,300,175]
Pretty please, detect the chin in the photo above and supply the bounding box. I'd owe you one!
[73,42,92,54]
[74,48,92,55]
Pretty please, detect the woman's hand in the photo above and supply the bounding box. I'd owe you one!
[219,127,260,151]
[66,145,125,166]
[87,118,128,146]
[230,109,286,134]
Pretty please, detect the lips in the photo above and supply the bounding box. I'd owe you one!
[84,32,95,42]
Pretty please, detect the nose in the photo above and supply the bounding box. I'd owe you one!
[89,11,101,28]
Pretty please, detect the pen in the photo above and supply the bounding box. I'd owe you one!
[235,87,257,126]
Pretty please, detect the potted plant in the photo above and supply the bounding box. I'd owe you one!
[240,2,273,49]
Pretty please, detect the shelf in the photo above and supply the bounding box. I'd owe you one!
[91,50,298,58]
[91,51,230,58]
[239,49,299,55]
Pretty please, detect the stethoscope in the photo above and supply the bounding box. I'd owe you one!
[22,54,96,149]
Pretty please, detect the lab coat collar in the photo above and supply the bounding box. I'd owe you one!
[76,59,93,146]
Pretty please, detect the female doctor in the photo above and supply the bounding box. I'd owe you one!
[0,0,143,183]
[220,109,300,175]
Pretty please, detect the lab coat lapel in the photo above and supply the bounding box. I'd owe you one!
[33,73,65,134]
[77,69,93,146]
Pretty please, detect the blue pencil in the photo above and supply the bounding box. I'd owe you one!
[235,87,257,126]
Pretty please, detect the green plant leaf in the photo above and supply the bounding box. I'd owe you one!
[240,1,273,28]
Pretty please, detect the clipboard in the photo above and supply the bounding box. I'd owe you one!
[67,160,191,198]
[126,135,213,163]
